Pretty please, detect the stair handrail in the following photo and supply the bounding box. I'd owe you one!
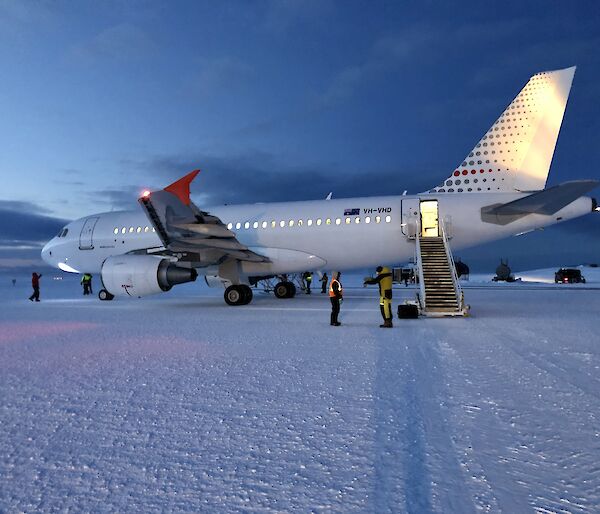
[439,218,464,312]
[414,218,426,310]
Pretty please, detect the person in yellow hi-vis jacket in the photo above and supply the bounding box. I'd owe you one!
[364,266,393,328]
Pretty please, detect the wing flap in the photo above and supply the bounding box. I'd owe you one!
[139,170,269,265]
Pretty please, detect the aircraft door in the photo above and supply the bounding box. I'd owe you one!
[420,200,439,237]
[401,199,419,238]
[79,217,99,250]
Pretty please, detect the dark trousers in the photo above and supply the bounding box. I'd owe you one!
[83,283,90,295]
[29,286,40,301]
[306,282,311,294]
[321,283,327,293]
[330,297,340,324]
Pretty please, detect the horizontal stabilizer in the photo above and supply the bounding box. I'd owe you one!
[482,180,599,224]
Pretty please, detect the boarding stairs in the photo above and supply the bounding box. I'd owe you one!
[413,220,468,317]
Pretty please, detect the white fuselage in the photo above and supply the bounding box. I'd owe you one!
[41,192,594,277]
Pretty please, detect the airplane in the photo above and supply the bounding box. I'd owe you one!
[41,66,598,306]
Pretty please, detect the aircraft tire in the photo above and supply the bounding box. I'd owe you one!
[224,285,245,306]
[286,282,296,298]
[240,285,253,305]
[274,282,290,299]
[98,289,114,301]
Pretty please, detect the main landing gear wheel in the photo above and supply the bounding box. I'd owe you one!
[224,285,253,306]
[274,281,296,299]
[98,289,114,301]
[240,285,253,305]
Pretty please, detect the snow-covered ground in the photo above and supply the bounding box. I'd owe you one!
[2,276,600,512]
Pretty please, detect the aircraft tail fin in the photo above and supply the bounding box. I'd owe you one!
[428,66,576,194]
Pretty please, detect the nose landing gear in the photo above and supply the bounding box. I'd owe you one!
[98,289,114,301]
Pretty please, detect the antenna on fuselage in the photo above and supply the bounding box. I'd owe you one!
[325,192,333,200]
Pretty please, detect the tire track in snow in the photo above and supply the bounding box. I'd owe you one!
[372,325,475,513]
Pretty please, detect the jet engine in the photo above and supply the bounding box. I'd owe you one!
[101,255,197,298]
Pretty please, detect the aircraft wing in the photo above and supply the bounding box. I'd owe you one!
[138,170,269,264]
[482,180,599,224]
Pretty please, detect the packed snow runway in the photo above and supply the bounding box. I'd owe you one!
[1,278,600,512]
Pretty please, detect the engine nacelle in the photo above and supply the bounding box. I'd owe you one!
[101,255,197,298]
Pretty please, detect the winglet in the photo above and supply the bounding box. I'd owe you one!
[164,169,200,205]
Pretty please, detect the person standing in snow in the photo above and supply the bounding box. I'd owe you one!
[29,272,42,302]
[320,272,328,294]
[364,266,393,328]
[329,271,343,326]
[303,271,313,294]
[81,273,93,295]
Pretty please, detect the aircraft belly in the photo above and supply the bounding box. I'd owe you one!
[243,247,326,274]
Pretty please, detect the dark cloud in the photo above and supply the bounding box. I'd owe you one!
[85,187,145,212]
[0,247,47,274]
[0,200,68,248]
[123,150,441,206]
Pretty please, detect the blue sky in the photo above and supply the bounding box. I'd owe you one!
[1,0,599,272]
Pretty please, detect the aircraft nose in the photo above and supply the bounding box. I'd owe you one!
[41,240,54,266]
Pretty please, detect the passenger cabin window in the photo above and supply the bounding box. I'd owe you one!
[316,219,322,226]
[375,216,381,223]
[307,219,313,226]
[365,216,371,224]
[253,221,259,229]
[385,215,392,223]
[113,228,119,235]
[262,221,267,229]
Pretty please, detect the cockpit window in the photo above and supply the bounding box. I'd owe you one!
[56,227,69,238]
[62,228,68,237]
